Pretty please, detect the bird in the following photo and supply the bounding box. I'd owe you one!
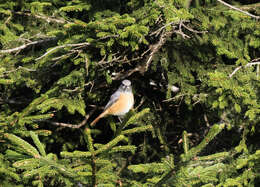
[90,79,134,126]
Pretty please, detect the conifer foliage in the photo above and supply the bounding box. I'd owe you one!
[0,0,259,186]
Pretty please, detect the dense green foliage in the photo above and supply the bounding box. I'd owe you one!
[0,0,259,186]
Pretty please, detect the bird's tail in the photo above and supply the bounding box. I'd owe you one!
[90,110,108,126]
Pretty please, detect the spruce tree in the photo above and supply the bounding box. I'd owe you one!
[0,0,259,186]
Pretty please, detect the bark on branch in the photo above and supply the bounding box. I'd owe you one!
[0,37,57,54]
[229,61,260,78]
[217,0,259,19]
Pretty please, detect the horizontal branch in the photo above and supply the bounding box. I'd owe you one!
[0,66,36,78]
[35,42,90,60]
[217,0,259,19]
[15,11,70,24]
[229,61,260,78]
[46,109,96,129]
[0,37,57,54]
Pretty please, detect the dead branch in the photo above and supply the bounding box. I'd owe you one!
[112,66,143,80]
[229,61,260,78]
[0,37,57,54]
[46,108,96,129]
[1,66,36,77]
[217,0,259,19]
[181,23,208,34]
[111,21,193,79]
[15,11,70,24]
[150,22,177,36]
[63,82,94,93]
[145,30,173,72]
[35,42,90,60]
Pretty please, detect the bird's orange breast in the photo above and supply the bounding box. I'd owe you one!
[106,92,134,116]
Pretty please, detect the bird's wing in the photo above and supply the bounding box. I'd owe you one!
[104,90,121,110]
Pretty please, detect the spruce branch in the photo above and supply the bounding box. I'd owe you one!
[196,152,230,161]
[122,125,153,135]
[0,37,57,54]
[181,123,225,162]
[84,128,97,186]
[94,135,126,155]
[182,131,189,155]
[60,150,91,158]
[124,108,150,127]
[4,133,40,158]
[30,131,46,157]
[154,161,186,187]
[110,20,205,80]
[155,124,226,186]
[217,0,260,19]
[0,168,21,182]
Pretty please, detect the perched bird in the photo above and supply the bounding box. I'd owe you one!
[90,80,134,126]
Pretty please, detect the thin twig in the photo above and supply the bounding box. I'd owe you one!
[181,24,208,34]
[162,94,189,102]
[63,82,94,93]
[112,66,143,80]
[0,37,57,54]
[150,22,177,36]
[51,50,79,61]
[229,61,260,78]
[217,0,260,19]
[1,66,36,74]
[204,114,210,127]
[135,97,146,110]
[35,42,90,60]
[145,30,173,72]
[47,109,96,128]
[15,11,69,24]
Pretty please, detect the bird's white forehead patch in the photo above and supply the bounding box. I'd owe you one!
[122,80,131,86]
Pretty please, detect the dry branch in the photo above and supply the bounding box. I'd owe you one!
[35,42,90,60]
[15,11,69,24]
[229,61,260,78]
[0,37,57,54]
[217,0,259,19]
[145,30,174,72]
[47,109,96,129]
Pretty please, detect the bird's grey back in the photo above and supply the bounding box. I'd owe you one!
[104,80,132,110]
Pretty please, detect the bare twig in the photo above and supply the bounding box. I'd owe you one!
[1,66,36,74]
[181,24,208,34]
[162,94,189,102]
[98,34,119,40]
[112,66,143,80]
[204,114,210,127]
[145,30,173,72]
[35,42,90,60]
[229,61,260,78]
[0,37,57,54]
[217,0,260,19]
[150,22,177,36]
[47,109,96,128]
[15,11,69,24]
[63,82,94,93]
[51,50,80,61]
[135,97,146,110]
